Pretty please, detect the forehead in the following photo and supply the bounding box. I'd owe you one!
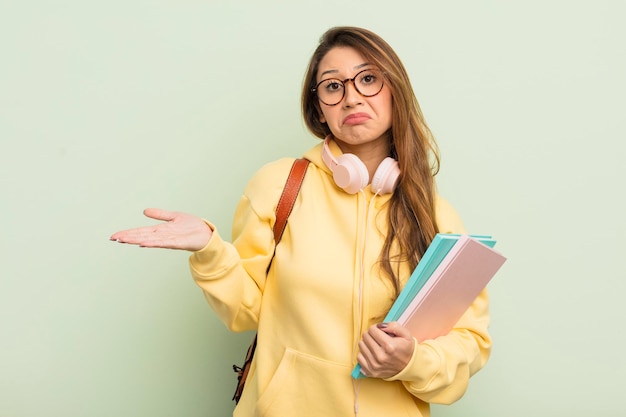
[317,46,369,79]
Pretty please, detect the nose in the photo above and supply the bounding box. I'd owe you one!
[342,80,362,107]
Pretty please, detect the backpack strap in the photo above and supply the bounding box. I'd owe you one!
[273,158,309,243]
[232,158,309,404]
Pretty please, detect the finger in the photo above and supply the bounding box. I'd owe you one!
[110,209,174,241]
[357,340,375,373]
[365,324,394,346]
[111,230,187,250]
[356,350,370,376]
[381,322,413,340]
[357,336,392,378]
[363,326,406,362]
[138,236,185,249]
[143,208,177,222]
[359,332,387,367]
[110,229,137,242]
[110,225,163,244]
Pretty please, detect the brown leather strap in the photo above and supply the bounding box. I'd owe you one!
[232,158,309,404]
[273,158,309,243]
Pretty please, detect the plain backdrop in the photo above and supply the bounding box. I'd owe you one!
[1,1,625,416]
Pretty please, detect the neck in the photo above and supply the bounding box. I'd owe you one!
[333,135,391,180]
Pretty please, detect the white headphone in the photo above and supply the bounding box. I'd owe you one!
[321,137,400,194]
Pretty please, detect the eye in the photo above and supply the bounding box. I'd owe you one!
[322,79,344,93]
[358,71,378,85]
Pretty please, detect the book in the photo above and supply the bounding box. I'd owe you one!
[351,234,506,379]
[385,234,496,323]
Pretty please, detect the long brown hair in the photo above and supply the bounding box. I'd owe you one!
[301,26,440,296]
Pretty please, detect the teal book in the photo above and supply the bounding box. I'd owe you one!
[351,233,497,379]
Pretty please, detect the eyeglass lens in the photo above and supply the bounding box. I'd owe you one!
[314,69,384,106]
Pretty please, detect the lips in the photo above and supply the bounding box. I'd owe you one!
[342,112,371,125]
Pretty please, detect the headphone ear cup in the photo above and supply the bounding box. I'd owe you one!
[371,157,400,194]
[334,154,369,194]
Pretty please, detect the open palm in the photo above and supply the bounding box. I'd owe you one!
[110,208,212,251]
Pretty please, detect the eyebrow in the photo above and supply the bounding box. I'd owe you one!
[319,62,371,79]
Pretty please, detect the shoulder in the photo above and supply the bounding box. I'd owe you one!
[242,158,304,215]
[244,158,300,197]
[434,195,467,234]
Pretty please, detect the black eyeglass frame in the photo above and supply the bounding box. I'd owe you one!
[311,68,386,106]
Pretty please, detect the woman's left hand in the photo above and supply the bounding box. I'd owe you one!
[357,322,415,379]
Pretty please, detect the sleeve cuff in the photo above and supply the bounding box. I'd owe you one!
[189,222,239,280]
[384,339,441,387]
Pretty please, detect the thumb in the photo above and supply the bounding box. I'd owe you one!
[143,208,177,222]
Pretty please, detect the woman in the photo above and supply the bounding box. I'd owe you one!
[111,26,491,417]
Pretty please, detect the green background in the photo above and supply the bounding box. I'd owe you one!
[2,1,624,416]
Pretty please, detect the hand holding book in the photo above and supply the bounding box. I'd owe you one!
[356,322,415,379]
[352,234,507,379]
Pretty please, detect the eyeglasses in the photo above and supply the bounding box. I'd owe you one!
[311,68,385,106]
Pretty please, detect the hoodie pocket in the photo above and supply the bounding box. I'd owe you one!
[255,347,354,417]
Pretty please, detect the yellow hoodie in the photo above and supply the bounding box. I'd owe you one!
[189,141,491,417]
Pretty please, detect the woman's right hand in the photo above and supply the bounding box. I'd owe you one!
[109,208,213,252]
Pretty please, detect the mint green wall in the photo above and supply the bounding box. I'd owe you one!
[1,1,624,416]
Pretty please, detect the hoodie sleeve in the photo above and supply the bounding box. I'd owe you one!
[384,196,492,404]
[188,158,296,332]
